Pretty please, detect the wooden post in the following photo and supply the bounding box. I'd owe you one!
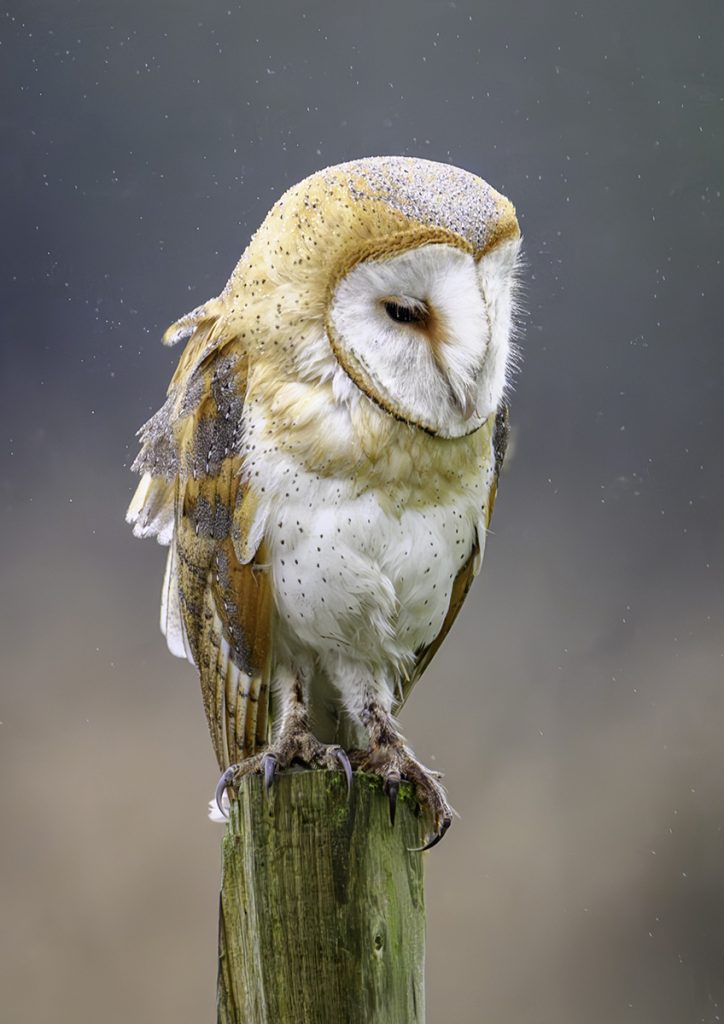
[217,769,426,1024]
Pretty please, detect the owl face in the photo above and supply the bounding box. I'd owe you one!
[326,235,520,438]
[165,157,521,443]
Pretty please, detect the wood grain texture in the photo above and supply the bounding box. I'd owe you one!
[217,770,426,1024]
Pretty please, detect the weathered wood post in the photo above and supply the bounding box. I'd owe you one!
[217,770,426,1024]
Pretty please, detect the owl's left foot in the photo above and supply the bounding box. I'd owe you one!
[350,724,454,851]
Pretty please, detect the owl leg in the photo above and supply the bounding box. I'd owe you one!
[215,669,352,816]
[347,691,454,851]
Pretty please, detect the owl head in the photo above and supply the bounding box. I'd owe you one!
[164,156,521,440]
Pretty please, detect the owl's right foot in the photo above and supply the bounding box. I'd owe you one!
[214,730,352,817]
[215,676,352,815]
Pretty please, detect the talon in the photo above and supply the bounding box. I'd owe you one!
[410,816,452,853]
[215,766,236,818]
[384,772,401,827]
[263,753,278,793]
[335,748,353,797]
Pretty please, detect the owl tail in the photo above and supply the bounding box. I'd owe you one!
[161,521,273,772]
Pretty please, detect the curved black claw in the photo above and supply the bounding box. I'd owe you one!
[384,773,401,827]
[335,748,353,797]
[215,766,236,818]
[410,815,452,853]
[263,753,278,793]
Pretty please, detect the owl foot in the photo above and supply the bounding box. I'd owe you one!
[215,734,352,817]
[350,743,454,851]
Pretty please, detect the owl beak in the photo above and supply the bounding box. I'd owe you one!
[441,372,479,421]
[457,387,478,421]
[445,378,479,421]
[433,340,480,421]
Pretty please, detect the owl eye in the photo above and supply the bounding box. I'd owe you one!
[383,299,428,326]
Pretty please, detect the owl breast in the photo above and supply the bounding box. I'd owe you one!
[270,482,479,671]
[244,431,488,690]
[233,384,496,747]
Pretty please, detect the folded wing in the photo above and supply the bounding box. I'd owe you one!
[127,307,272,770]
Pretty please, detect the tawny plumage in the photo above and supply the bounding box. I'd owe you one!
[127,157,521,847]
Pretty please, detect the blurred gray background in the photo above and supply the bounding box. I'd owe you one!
[2,1,723,1021]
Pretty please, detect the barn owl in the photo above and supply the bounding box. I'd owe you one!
[127,156,520,849]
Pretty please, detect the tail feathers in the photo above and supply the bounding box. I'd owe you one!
[208,792,229,823]
[156,546,271,764]
[160,545,192,660]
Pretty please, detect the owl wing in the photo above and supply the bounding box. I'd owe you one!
[127,308,272,771]
[396,404,510,712]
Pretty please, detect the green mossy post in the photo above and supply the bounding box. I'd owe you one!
[217,769,426,1024]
